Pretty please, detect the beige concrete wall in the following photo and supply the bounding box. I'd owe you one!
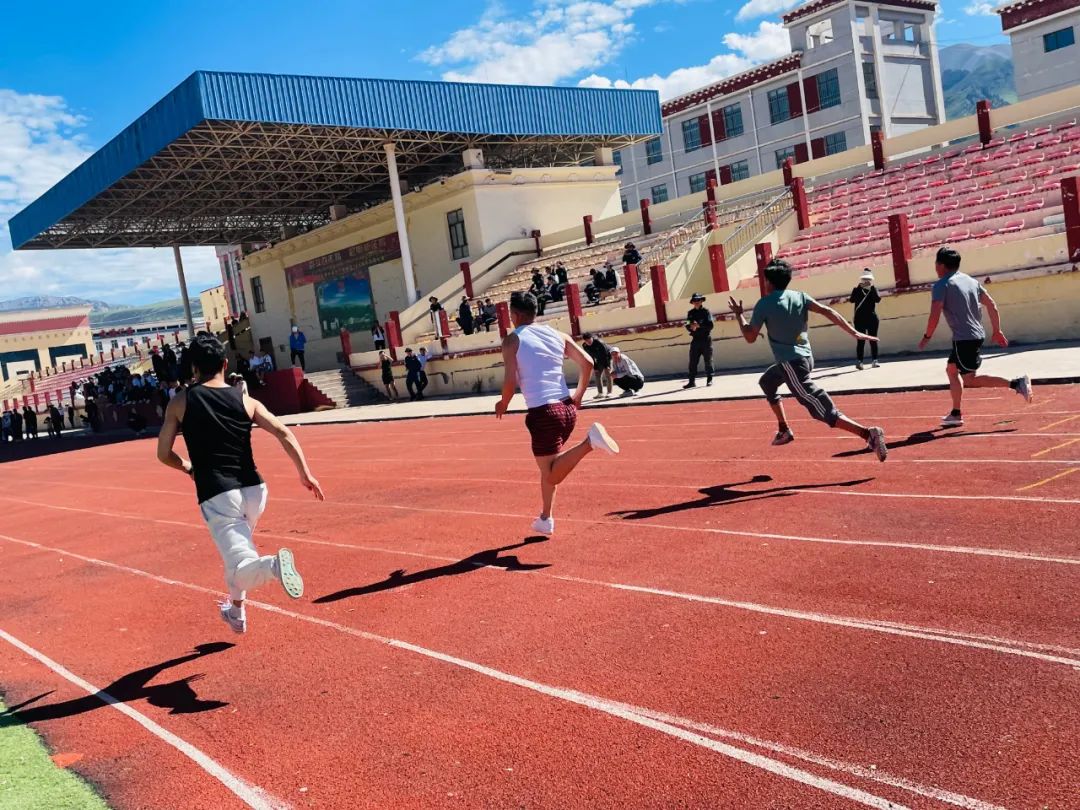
[198,286,229,334]
[0,307,95,382]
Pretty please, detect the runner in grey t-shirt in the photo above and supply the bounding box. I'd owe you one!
[918,247,1032,427]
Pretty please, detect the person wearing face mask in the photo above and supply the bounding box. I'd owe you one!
[849,270,882,370]
[289,324,307,371]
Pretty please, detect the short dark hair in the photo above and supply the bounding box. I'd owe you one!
[509,291,537,316]
[189,334,228,377]
[763,258,793,290]
[936,247,961,270]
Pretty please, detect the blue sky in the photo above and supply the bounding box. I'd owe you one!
[0,0,1006,305]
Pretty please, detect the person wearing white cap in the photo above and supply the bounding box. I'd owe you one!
[610,346,645,397]
[849,269,882,369]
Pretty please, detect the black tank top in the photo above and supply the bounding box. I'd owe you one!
[182,384,262,503]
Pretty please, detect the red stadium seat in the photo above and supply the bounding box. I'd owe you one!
[936,186,957,199]
[912,205,935,218]
[1055,162,1080,174]
[985,189,1010,203]
[947,228,971,241]
[967,209,991,222]
[1031,165,1055,178]
[971,228,996,240]
[1038,134,1063,148]
[938,199,960,213]
[1015,141,1038,154]
[944,213,966,227]
[1019,197,1045,212]
[962,143,984,155]
[1055,119,1076,131]
[1022,153,1047,166]
[991,203,1018,217]
[998,219,1025,234]
[1007,130,1030,142]
[1031,125,1053,137]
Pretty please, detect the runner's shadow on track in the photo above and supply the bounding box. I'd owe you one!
[313,537,550,603]
[608,475,874,520]
[0,642,235,726]
[831,428,1018,458]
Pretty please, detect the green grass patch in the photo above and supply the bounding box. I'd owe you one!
[0,699,109,810]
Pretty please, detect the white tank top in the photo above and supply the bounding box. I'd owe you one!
[514,324,570,409]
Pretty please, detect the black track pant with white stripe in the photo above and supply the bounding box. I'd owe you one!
[759,356,840,428]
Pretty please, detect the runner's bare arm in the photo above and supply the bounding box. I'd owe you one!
[563,334,594,408]
[918,300,945,350]
[495,333,520,419]
[728,297,761,343]
[808,299,877,343]
[247,397,324,500]
[155,391,191,475]
[980,289,1009,347]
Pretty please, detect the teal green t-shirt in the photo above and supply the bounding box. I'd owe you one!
[750,289,815,363]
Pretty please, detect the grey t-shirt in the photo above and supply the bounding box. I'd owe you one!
[931,271,985,341]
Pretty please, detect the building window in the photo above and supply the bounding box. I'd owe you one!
[1044,27,1075,52]
[651,184,669,204]
[682,119,703,153]
[689,172,708,194]
[620,195,629,213]
[816,68,841,110]
[730,160,750,181]
[862,63,878,99]
[767,88,791,125]
[447,208,469,260]
[722,103,744,138]
[613,150,623,176]
[645,137,663,165]
[251,276,266,313]
[825,131,848,155]
[775,146,796,169]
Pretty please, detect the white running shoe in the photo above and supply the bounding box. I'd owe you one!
[872,360,880,368]
[531,516,554,536]
[856,363,864,370]
[867,427,888,462]
[941,413,964,428]
[218,602,246,634]
[593,393,607,400]
[274,548,304,599]
[587,423,620,455]
[1015,374,1033,404]
[771,428,795,446]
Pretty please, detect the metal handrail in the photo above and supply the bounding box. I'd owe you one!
[721,188,793,266]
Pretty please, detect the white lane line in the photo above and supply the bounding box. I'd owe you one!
[797,489,1080,505]
[0,534,966,810]
[0,628,290,810]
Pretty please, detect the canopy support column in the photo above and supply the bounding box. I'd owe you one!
[384,142,418,304]
[173,246,195,336]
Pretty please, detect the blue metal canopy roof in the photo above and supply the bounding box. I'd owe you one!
[9,71,660,250]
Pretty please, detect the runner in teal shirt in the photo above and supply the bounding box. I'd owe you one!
[729,259,888,461]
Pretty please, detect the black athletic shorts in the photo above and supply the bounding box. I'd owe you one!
[948,339,983,374]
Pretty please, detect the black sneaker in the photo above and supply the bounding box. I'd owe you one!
[706,377,713,387]
[771,429,795,446]
[683,382,696,389]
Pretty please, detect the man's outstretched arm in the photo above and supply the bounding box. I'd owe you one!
[808,300,877,342]
[249,398,324,499]
[728,297,762,343]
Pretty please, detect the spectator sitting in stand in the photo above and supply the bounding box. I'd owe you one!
[555,262,569,286]
[604,262,619,291]
[481,299,498,331]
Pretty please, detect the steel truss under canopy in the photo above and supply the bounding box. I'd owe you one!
[9,71,661,250]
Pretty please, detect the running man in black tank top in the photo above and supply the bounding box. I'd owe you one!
[157,334,323,634]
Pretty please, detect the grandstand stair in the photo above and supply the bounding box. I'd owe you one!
[304,368,383,407]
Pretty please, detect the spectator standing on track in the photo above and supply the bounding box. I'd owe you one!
[379,351,400,401]
[495,291,619,537]
[582,332,613,399]
[22,406,37,439]
[417,347,430,396]
[65,405,74,431]
[152,347,167,381]
[372,323,387,351]
[610,347,645,397]
[289,325,308,371]
[728,258,888,460]
[850,269,882,370]
[1,410,10,443]
[163,343,178,382]
[404,348,424,401]
[684,293,714,389]
[457,296,475,336]
[10,407,22,442]
[918,247,1032,427]
[49,404,63,437]
[157,333,323,635]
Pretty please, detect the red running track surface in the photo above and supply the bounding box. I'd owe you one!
[1,387,1078,809]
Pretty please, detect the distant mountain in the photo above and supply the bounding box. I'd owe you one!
[0,295,111,313]
[939,43,1017,121]
[89,297,203,328]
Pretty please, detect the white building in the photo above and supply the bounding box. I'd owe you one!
[616,0,946,206]
[998,0,1080,101]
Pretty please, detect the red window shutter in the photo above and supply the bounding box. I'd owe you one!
[803,75,820,114]
[787,83,803,118]
[698,115,711,147]
[706,169,718,185]
[719,165,733,185]
[712,109,726,141]
[794,143,809,164]
[811,137,826,159]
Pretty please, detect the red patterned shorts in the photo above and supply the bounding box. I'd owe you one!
[524,397,577,457]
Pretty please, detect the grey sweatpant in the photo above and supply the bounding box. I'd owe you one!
[759,356,840,427]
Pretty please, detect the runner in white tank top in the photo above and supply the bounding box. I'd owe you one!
[495,291,620,537]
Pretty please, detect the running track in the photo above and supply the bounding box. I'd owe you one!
[1,387,1078,809]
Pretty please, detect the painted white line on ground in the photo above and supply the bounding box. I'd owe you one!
[0,628,290,810]
[1,533,977,810]
[797,489,1080,505]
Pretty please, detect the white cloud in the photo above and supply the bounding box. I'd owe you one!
[0,88,219,305]
[579,21,790,100]
[419,0,663,86]
[735,0,801,22]
[963,1,997,15]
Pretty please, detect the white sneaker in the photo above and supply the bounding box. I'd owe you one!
[218,601,246,634]
[1015,374,1033,404]
[867,427,888,462]
[274,548,304,599]
[771,428,795,446]
[856,362,864,370]
[941,413,964,428]
[593,393,607,400]
[872,361,880,368]
[587,423,620,455]
[531,516,554,536]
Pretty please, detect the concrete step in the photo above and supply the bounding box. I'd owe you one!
[305,368,382,407]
